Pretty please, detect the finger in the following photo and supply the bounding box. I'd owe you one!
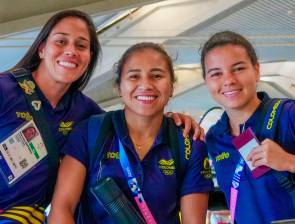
[192,124,203,141]
[261,138,271,144]
[182,116,192,138]
[165,111,173,118]
[195,127,205,141]
[172,113,182,126]
[252,157,266,168]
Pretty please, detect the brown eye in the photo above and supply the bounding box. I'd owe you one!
[152,73,162,79]
[55,39,65,45]
[209,72,221,78]
[76,42,89,50]
[233,67,245,73]
[128,74,139,80]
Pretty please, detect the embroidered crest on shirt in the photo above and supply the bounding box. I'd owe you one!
[158,159,175,176]
[58,121,74,135]
[201,157,212,179]
[31,100,42,111]
[18,80,35,95]
[16,111,32,121]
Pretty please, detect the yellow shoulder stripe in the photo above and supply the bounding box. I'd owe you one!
[5,209,42,224]
[0,213,29,224]
[12,206,44,220]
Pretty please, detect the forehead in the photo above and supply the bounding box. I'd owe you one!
[205,44,250,66]
[50,17,90,40]
[124,48,169,68]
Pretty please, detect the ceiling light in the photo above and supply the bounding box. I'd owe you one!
[287,10,295,16]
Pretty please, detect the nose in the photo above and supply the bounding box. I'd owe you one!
[64,44,77,57]
[223,71,236,86]
[138,76,153,90]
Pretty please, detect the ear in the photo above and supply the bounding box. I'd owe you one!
[38,42,46,59]
[254,63,260,82]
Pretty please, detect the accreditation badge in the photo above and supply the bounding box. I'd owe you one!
[0,120,48,186]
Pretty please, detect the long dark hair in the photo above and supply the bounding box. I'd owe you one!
[12,9,101,91]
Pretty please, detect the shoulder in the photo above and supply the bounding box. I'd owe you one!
[70,91,104,113]
[283,99,295,114]
[281,99,295,128]
[0,72,17,88]
[206,120,222,142]
[0,72,21,109]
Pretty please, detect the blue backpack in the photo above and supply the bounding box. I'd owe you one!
[87,111,191,210]
[256,98,295,208]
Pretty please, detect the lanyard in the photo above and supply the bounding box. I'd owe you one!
[11,68,59,205]
[230,157,245,223]
[118,139,157,224]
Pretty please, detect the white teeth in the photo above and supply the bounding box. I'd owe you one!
[223,90,239,96]
[136,96,155,101]
[58,61,77,68]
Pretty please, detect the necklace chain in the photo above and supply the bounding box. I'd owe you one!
[132,137,154,151]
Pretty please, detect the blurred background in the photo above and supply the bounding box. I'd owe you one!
[0,0,294,121]
[2,1,294,222]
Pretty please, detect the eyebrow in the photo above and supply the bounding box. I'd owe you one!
[127,69,141,73]
[232,61,246,67]
[150,68,165,72]
[206,61,246,74]
[127,68,165,73]
[52,32,90,42]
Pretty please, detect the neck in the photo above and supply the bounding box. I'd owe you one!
[125,111,163,141]
[32,69,70,108]
[124,110,163,160]
[226,96,261,136]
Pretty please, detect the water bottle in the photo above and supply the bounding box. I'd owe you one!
[91,177,146,224]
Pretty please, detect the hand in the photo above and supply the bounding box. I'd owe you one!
[247,138,295,172]
[166,112,204,141]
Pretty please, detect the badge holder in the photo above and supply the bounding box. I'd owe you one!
[232,127,271,178]
[0,120,47,186]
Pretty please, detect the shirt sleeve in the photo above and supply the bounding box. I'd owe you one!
[180,140,214,197]
[287,101,295,142]
[61,119,90,167]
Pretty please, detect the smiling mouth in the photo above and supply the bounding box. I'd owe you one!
[136,95,157,101]
[222,89,241,96]
[58,61,77,68]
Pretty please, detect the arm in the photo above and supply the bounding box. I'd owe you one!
[48,156,86,224]
[180,193,209,224]
[166,112,204,141]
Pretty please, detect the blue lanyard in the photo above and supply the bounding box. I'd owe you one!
[118,139,157,224]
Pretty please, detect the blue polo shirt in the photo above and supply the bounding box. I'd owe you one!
[0,72,103,222]
[63,110,213,224]
[206,92,295,224]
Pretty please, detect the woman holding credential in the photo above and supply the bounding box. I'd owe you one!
[202,31,295,223]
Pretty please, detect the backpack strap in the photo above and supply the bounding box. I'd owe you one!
[88,112,114,169]
[10,68,59,205]
[167,118,188,196]
[88,114,188,220]
[256,98,288,140]
[257,98,295,209]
